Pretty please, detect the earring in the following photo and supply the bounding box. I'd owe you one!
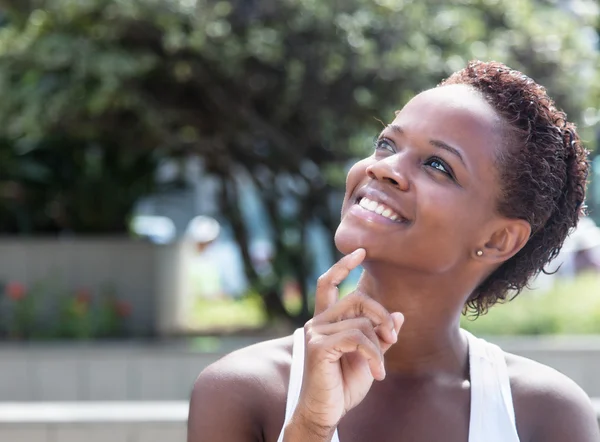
[476,250,483,257]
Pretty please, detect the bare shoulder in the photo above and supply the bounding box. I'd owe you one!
[194,333,294,398]
[505,352,599,442]
[188,334,294,442]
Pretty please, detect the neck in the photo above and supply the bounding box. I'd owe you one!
[358,262,474,377]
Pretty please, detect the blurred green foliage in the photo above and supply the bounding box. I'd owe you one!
[192,273,600,335]
[191,291,267,331]
[0,0,598,323]
[461,273,600,335]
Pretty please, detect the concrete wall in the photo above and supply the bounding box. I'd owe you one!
[0,342,211,401]
[0,238,185,337]
[0,402,187,442]
[3,334,600,401]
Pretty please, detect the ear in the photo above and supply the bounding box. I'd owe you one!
[478,218,531,263]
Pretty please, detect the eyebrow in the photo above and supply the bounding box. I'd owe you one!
[386,124,466,167]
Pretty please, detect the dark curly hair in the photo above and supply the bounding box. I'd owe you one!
[439,60,589,316]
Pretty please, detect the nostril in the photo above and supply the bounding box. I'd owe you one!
[386,177,399,186]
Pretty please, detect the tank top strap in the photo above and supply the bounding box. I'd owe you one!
[283,328,306,424]
[277,328,341,442]
[463,329,520,442]
[485,337,518,428]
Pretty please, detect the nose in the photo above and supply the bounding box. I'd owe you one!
[365,156,410,191]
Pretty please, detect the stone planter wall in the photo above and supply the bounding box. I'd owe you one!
[0,402,187,442]
[0,237,186,337]
[3,334,600,401]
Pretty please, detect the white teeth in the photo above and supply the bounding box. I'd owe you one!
[357,197,401,221]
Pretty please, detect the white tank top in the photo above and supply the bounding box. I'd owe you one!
[277,328,520,442]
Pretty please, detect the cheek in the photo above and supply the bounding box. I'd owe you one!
[418,186,491,240]
[335,159,375,254]
[342,158,373,209]
[346,158,372,186]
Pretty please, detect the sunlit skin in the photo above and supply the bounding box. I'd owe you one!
[188,84,600,442]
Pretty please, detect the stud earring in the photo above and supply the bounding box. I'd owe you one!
[476,250,483,257]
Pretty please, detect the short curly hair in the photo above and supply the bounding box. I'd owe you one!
[440,60,589,316]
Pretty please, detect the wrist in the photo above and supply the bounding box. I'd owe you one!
[283,409,336,442]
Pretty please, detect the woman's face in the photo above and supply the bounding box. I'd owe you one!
[335,84,507,274]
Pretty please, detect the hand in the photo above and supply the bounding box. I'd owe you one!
[294,248,404,436]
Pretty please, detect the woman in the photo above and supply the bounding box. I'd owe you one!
[188,61,599,442]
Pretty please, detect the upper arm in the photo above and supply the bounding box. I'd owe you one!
[527,370,599,442]
[187,361,264,442]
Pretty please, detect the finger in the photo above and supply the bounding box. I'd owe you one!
[313,248,366,316]
[311,317,382,352]
[315,329,385,380]
[316,292,396,345]
[381,312,404,353]
[314,297,395,345]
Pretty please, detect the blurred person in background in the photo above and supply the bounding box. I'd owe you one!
[568,217,600,274]
[188,61,599,442]
[185,215,246,300]
[186,215,223,300]
[531,216,600,291]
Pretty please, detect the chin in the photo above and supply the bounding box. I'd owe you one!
[334,220,369,256]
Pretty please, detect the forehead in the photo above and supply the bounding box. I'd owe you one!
[392,84,505,162]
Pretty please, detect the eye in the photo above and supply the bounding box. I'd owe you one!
[373,137,395,153]
[425,157,454,179]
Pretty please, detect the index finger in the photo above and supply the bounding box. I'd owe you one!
[313,248,366,316]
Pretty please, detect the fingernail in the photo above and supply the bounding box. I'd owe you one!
[380,362,386,378]
[351,248,364,257]
[391,327,398,343]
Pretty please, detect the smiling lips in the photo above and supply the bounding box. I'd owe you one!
[357,197,401,221]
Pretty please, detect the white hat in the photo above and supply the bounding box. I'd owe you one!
[186,215,221,243]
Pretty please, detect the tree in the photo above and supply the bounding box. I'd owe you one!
[0,0,597,322]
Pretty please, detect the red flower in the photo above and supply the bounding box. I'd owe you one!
[115,300,132,318]
[75,288,92,305]
[6,282,26,301]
